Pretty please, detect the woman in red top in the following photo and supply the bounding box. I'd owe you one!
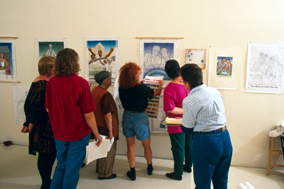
[45,48,102,189]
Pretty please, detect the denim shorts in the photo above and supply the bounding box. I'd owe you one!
[122,110,150,141]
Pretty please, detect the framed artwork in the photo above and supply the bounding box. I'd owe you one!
[85,37,119,82]
[140,38,179,80]
[35,38,67,60]
[0,38,17,82]
[35,38,67,74]
[185,49,206,69]
[208,46,241,90]
[245,42,284,94]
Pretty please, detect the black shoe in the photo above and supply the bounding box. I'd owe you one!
[127,171,136,181]
[183,165,192,173]
[81,163,85,168]
[166,172,182,181]
[98,173,117,180]
[147,164,153,175]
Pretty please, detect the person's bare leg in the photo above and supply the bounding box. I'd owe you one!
[142,137,152,164]
[142,137,153,175]
[126,137,136,180]
[126,137,136,168]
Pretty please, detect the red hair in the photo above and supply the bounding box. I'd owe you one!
[119,62,141,89]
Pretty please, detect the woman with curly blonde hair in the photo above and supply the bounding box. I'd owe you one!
[119,62,164,181]
[45,48,102,189]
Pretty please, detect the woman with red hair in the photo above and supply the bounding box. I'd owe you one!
[119,62,164,181]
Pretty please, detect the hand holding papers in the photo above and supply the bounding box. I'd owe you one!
[165,117,182,125]
[85,135,114,165]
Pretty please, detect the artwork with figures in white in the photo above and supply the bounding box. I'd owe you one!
[0,39,17,81]
[13,85,30,124]
[140,39,179,80]
[35,38,67,68]
[246,42,284,94]
[85,37,119,83]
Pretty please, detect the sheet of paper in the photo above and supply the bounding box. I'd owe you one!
[108,137,114,152]
[85,138,110,165]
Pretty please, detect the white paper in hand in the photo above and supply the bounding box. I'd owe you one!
[108,137,114,152]
[85,138,110,165]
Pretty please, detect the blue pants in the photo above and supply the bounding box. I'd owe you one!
[193,129,232,189]
[51,134,90,189]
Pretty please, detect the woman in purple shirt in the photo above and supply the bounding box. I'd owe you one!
[163,59,193,180]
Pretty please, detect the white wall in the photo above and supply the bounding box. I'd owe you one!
[1,0,284,168]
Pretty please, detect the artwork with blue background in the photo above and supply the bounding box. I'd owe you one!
[143,42,174,80]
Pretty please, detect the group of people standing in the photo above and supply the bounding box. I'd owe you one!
[22,47,232,189]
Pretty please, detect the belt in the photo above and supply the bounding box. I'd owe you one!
[128,110,143,113]
[194,126,226,133]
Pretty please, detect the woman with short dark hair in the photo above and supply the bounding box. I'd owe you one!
[163,59,193,181]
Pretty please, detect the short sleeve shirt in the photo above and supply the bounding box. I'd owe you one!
[45,74,96,141]
[182,84,226,132]
[119,84,154,112]
[163,82,189,133]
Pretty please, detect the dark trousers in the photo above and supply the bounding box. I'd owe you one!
[169,132,193,175]
[38,152,56,189]
[193,129,233,189]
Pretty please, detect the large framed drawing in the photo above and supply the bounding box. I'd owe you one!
[0,38,17,82]
[85,37,119,82]
[245,42,284,94]
[35,38,67,61]
[186,49,206,69]
[208,46,241,90]
[140,39,179,80]
[35,38,67,75]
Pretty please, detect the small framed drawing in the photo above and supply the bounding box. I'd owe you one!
[185,49,206,69]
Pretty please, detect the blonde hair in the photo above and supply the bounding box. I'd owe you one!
[38,55,55,75]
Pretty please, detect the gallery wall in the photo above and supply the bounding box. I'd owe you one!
[1,0,284,168]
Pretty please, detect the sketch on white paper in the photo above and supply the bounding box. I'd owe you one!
[113,77,123,131]
[246,42,284,94]
[13,85,30,124]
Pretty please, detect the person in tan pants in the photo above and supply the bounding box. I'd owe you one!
[91,71,119,180]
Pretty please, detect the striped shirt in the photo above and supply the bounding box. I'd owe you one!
[182,84,226,132]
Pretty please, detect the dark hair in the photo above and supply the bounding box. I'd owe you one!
[179,64,203,89]
[165,59,180,79]
[95,71,110,85]
[54,48,80,76]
